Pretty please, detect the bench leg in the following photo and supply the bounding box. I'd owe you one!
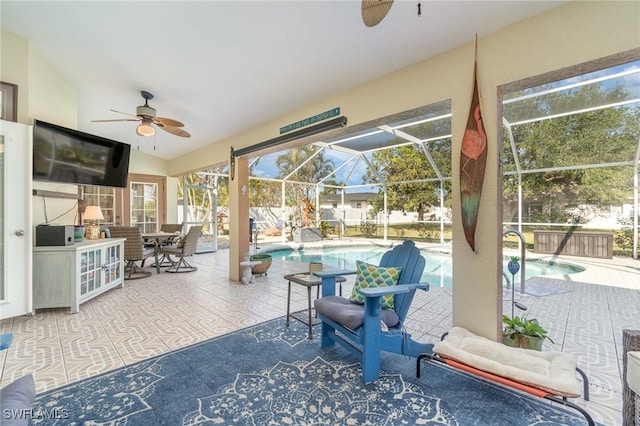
[416,352,443,378]
[285,281,291,326]
[576,366,590,401]
[545,395,595,426]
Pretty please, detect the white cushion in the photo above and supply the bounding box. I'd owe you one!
[434,326,581,397]
[628,351,640,395]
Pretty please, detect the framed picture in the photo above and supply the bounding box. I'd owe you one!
[0,81,18,122]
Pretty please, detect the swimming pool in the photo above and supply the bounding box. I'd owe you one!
[265,245,585,288]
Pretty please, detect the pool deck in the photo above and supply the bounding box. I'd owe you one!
[1,237,637,425]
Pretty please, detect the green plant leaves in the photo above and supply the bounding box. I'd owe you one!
[502,314,554,344]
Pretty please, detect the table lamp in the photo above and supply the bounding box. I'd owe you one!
[84,206,104,240]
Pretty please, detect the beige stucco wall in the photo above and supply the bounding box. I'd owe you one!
[1,30,29,124]
[169,1,640,339]
[129,150,179,224]
[1,30,80,225]
[1,30,179,226]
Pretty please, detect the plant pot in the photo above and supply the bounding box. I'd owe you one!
[503,333,544,351]
[250,254,272,275]
[74,226,86,242]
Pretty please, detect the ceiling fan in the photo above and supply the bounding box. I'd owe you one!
[93,91,190,138]
[361,0,394,27]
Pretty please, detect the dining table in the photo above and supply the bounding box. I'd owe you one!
[142,231,182,274]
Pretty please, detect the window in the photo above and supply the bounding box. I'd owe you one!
[130,182,158,233]
[83,186,116,225]
[81,174,167,229]
[121,174,167,231]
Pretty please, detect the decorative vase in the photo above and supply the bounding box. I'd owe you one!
[250,254,272,275]
[503,334,543,351]
[74,226,86,242]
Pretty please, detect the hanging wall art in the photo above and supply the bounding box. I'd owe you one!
[460,38,487,253]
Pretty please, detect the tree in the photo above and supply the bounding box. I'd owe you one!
[502,82,639,223]
[248,179,282,208]
[275,146,336,226]
[364,137,451,221]
[178,171,228,233]
[247,178,283,227]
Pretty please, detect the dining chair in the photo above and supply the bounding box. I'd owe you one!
[151,223,184,267]
[108,226,156,279]
[161,225,203,273]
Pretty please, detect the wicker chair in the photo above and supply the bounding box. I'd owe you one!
[161,225,203,273]
[623,329,640,426]
[151,223,184,267]
[109,226,156,279]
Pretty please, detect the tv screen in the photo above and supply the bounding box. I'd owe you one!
[33,120,130,188]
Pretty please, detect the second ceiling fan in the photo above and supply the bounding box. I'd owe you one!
[93,91,191,138]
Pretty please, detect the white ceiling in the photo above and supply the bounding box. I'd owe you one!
[2,1,564,161]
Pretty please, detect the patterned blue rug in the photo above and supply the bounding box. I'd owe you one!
[32,318,591,425]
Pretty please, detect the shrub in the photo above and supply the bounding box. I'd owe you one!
[614,211,638,253]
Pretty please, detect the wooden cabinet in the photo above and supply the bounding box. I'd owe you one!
[33,238,125,313]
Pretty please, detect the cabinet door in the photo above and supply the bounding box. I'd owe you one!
[103,243,121,284]
[0,120,32,319]
[80,248,103,296]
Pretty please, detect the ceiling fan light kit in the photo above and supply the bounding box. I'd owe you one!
[136,122,155,137]
[93,90,191,138]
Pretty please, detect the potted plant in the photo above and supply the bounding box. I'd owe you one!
[502,314,554,351]
[250,253,272,275]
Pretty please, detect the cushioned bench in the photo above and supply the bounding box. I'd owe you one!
[417,327,593,425]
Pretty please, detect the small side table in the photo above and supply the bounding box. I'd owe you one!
[284,272,346,339]
[240,260,262,284]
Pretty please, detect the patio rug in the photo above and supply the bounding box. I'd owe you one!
[523,277,574,297]
[31,317,594,425]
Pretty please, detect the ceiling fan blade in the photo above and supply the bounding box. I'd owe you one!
[111,109,141,119]
[92,118,140,122]
[362,0,394,27]
[153,116,184,127]
[158,125,191,138]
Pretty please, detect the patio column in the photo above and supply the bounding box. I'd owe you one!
[229,156,250,281]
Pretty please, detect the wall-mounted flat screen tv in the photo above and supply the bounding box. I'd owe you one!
[33,120,131,188]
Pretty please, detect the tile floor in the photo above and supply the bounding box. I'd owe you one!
[1,239,638,425]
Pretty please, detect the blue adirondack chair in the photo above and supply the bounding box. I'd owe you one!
[314,240,434,382]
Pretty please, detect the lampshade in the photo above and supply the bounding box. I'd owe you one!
[84,205,104,222]
[136,122,156,137]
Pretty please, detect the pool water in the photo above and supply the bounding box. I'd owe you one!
[266,245,585,288]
